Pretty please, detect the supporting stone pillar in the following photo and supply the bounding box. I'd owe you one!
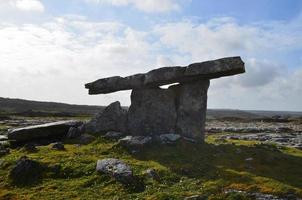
[172,79,210,141]
[127,79,210,141]
[127,87,177,136]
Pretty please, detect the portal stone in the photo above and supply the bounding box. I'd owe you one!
[172,79,210,141]
[127,87,177,136]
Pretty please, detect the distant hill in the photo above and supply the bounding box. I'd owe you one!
[207,109,261,120]
[1,97,301,119]
[0,97,104,117]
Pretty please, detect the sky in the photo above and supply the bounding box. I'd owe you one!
[0,0,302,111]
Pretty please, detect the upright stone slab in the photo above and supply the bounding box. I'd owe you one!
[172,79,210,141]
[86,101,128,133]
[127,87,177,136]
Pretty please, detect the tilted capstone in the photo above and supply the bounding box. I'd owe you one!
[85,56,245,142]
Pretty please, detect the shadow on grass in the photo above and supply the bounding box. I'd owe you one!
[133,140,302,189]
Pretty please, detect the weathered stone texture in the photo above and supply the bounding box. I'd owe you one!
[7,120,82,143]
[86,101,127,133]
[85,56,244,94]
[85,56,245,142]
[172,80,210,141]
[127,87,177,136]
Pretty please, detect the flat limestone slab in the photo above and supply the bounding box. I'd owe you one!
[85,56,245,94]
[8,120,82,142]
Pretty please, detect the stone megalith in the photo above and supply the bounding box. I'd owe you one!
[172,79,210,141]
[127,87,177,136]
[85,57,245,141]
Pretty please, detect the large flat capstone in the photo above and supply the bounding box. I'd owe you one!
[85,56,245,94]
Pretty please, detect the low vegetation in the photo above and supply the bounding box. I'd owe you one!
[0,134,301,200]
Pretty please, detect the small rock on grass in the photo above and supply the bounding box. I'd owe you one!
[103,131,125,140]
[51,142,65,150]
[0,144,9,156]
[143,168,160,181]
[78,134,96,145]
[184,195,208,200]
[0,135,8,141]
[96,158,145,192]
[158,134,181,145]
[24,143,38,152]
[118,136,152,150]
[9,156,44,185]
[96,158,133,184]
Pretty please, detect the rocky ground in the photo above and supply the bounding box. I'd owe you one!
[206,119,302,149]
[0,117,302,200]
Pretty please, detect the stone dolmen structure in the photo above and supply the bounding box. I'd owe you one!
[85,56,245,142]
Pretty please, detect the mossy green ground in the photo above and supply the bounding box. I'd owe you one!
[0,135,301,200]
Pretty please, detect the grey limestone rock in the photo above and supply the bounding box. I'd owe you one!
[51,142,65,150]
[9,156,43,185]
[7,120,82,143]
[85,56,244,94]
[0,135,8,141]
[173,79,210,141]
[103,131,125,140]
[143,168,160,181]
[158,134,181,145]
[144,66,185,86]
[118,136,153,149]
[96,158,133,184]
[86,101,127,134]
[127,88,177,136]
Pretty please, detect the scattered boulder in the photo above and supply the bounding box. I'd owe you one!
[78,134,96,145]
[86,101,127,134]
[51,142,65,151]
[127,88,177,136]
[104,131,125,140]
[68,134,96,145]
[9,156,44,185]
[8,120,83,143]
[158,134,181,145]
[143,168,160,181]
[245,157,253,161]
[0,144,9,156]
[24,143,38,152]
[184,195,207,200]
[0,135,8,141]
[66,124,86,139]
[96,158,133,184]
[118,136,152,150]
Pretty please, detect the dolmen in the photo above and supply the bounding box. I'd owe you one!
[85,56,245,142]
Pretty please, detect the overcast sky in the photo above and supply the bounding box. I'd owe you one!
[0,0,302,111]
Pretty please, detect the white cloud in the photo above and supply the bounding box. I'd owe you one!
[0,17,157,106]
[153,17,302,62]
[15,0,44,12]
[0,0,44,12]
[87,0,184,13]
[0,14,302,111]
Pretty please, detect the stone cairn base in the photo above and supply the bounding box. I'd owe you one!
[85,56,245,142]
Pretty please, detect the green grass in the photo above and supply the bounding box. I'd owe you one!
[0,135,301,200]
